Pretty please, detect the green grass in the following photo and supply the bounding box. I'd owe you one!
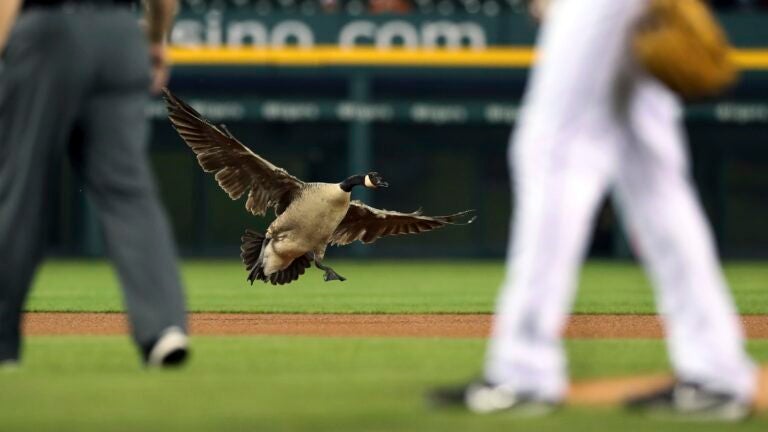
[0,337,766,432]
[15,260,768,431]
[27,259,768,314]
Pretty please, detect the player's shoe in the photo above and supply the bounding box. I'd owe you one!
[0,359,19,372]
[625,380,751,422]
[143,326,189,368]
[427,380,560,416]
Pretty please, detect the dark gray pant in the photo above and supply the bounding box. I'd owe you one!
[0,7,187,360]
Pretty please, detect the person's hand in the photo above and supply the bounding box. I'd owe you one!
[149,42,170,95]
[0,0,22,56]
[529,0,550,21]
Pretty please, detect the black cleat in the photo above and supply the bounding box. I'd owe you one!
[427,380,560,416]
[625,380,751,422]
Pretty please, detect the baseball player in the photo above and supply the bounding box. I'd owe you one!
[431,0,756,420]
[0,0,188,367]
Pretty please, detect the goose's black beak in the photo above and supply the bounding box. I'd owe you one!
[367,172,389,188]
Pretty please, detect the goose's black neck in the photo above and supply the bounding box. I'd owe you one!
[340,175,365,192]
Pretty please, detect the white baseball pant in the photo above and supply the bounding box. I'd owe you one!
[484,0,756,402]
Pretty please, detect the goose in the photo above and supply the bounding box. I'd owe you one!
[162,89,476,285]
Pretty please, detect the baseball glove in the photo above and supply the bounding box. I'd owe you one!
[634,0,738,100]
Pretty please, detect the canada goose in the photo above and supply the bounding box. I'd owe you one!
[162,89,475,285]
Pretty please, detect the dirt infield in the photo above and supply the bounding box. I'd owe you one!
[21,312,768,338]
[568,368,768,410]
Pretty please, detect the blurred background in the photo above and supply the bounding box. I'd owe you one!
[49,0,768,259]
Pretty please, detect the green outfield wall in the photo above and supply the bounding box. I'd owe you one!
[166,10,768,49]
[46,10,768,259]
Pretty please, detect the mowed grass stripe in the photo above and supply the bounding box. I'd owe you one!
[1,337,767,432]
[27,260,768,314]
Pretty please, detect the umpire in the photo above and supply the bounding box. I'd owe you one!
[0,0,188,367]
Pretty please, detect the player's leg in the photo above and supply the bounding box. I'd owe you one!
[73,11,187,359]
[615,74,755,403]
[0,12,84,362]
[481,0,648,403]
[0,85,58,363]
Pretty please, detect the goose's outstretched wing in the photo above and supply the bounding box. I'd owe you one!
[330,201,476,246]
[163,88,303,216]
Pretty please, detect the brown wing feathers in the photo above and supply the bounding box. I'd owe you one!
[162,88,303,216]
[331,201,475,246]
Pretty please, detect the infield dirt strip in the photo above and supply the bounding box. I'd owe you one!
[20,312,768,338]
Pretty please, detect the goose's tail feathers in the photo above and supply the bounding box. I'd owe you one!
[241,229,312,286]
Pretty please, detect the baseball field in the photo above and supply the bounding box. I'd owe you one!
[2,259,767,431]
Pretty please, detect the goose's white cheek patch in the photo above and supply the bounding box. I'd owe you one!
[364,175,375,188]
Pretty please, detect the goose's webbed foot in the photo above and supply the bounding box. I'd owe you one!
[309,254,346,282]
[322,269,347,282]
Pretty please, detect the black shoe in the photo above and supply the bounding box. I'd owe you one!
[142,326,189,368]
[427,380,560,416]
[625,380,751,422]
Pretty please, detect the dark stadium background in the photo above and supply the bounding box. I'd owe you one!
[46,0,768,259]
